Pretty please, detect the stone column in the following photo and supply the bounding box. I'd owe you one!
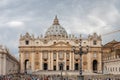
[69,51,71,70]
[40,52,42,70]
[98,53,102,73]
[56,51,58,70]
[3,54,6,75]
[72,52,74,70]
[31,52,35,71]
[51,52,53,70]
[87,52,91,73]
[0,54,1,75]
[64,52,66,70]
[20,52,24,73]
[48,52,50,70]
[1,54,3,75]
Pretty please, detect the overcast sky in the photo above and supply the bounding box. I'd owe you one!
[0,0,120,58]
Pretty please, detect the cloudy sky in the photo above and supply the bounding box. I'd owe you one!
[0,0,120,58]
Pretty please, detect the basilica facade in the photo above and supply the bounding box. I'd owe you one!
[0,45,19,75]
[102,40,120,74]
[19,16,102,75]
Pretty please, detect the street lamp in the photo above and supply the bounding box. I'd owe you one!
[72,39,89,80]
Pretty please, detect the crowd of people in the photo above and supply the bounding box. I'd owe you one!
[0,73,41,80]
[87,78,120,80]
[0,74,66,80]
[0,74,70,80]
[0,73,120,80]
[85,75,120,80]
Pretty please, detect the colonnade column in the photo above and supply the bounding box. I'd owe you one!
[3,54,6,75]
[31,52,35,71]
[20,52,24,73]
[48,52,50,70]
[98,53,102,73]
[56,51,58,70]
[0,54,1,75]
[40,52,42,70]
[72,52,74,70]
[64,52,66,70]
[69,51,71,70]
[51,52,53,70]
[87,52,91,73]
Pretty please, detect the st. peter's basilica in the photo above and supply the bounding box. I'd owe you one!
[19,16,102,75]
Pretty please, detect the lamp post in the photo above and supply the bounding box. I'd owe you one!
[72,39,89,80]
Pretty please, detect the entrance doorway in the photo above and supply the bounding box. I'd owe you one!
[43,63,48,70]
[75,63,79,70]
[93,60,98,73]
[24,59,29,73]
[59,63,63,70]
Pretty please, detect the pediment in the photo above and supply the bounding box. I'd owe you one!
[50,41,72,47]
[114,42,120,47]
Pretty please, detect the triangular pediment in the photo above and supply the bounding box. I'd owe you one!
[114,42,120,47]
[50,41,72,47]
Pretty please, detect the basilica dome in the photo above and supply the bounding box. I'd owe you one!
[45,16,68,38]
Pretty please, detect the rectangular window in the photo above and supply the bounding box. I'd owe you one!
[25,40,29,45]
[93,40,97,45]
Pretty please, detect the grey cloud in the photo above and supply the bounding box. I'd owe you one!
[0,0,120,58]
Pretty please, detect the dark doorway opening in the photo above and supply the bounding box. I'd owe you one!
[24,59,29,74]
[93,60,98,73]
[75,63,79,70]
[66,66,69,70]
[43,63,48,70]
[59,63,63,70]
[53,66,56,70]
